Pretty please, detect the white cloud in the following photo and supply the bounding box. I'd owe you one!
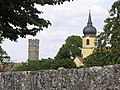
[2,0,116,62]
[38,29,69,59]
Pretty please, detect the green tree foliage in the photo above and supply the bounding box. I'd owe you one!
[55,35,82,59]
[0,37,14,72]
[85,0,120,67]
[51,58,76,69]
[85,51,120,67]
[14,58,76,71]
[0,0,73,41]
[97,0,120,50]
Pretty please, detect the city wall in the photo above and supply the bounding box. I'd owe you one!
[0,64,120,90]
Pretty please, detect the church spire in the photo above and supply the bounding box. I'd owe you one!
[87,10,92,26]
[83,10,97,36]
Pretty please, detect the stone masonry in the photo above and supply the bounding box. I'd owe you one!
[28,39,39,60]
[0,64,120,90]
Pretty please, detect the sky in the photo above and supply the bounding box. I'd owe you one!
[2,0,116,62]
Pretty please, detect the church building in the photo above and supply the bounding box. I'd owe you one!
[82,11,97,58]
[74,11,97,67]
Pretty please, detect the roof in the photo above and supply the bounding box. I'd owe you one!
[83,10,97,36]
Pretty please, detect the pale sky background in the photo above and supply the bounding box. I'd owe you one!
[2,0,116,62]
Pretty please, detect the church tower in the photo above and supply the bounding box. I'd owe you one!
[28,39,39,60]
[82,11,97,58]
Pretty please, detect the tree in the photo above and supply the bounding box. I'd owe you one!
[85,50,120,67]
[97,0,120,51]
[97,0,120,60]
[0,0,73,41]
[55,35,82,59]
[0,38,14,72]
[85,0,120,67]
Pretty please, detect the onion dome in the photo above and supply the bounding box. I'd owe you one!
[83,10,97,36]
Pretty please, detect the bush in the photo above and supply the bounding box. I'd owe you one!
[14,58,76,71]
[51,58,76,69]
[85,51,120,67]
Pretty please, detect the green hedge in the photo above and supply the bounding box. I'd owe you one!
[14,58,76,71]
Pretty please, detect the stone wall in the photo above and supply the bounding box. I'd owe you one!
[0,64,120,90]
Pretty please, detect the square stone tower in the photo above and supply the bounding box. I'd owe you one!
[28,39,39,60]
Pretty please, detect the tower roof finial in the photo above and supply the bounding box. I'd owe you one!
[87,10,92,26]
[83,10,97,36]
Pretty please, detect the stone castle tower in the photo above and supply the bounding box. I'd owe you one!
[82,11,97,58]
[28,39,39,60]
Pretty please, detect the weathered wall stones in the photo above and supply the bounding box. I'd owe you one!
[0,64,120,90]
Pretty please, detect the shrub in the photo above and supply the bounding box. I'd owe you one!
[85,51,120,67]
[14,58,76,71]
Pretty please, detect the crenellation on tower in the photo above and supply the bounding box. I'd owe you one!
[28,39,39,60]
[28,39,39,46]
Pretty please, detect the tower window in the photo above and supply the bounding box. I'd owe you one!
[86,39,90,45]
